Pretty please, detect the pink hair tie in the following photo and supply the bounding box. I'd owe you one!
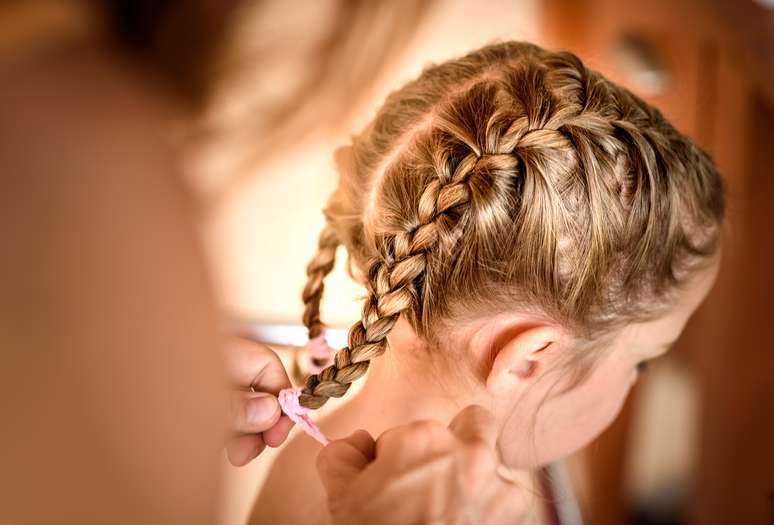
[278,387,330,446]
[300,331,335,374]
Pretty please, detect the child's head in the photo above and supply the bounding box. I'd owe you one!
[299,42,724,465]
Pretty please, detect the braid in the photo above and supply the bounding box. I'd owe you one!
[301,224,340,339]
[299,146,493,409]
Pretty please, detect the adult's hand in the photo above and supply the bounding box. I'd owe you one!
[224,337,294,466]
[316,405,526,525]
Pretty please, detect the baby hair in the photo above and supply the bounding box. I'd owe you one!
[297,41,724,410]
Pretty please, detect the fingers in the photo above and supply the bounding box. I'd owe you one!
[262,415,294,448]
[319,417,527,525]
[224,337,291,394]
[226,434,265,466]
[223,338,295,465]
[447,406,502,496]
[230,391,281,433]
[375,420,454,468]
[357,453,455,524]
[317,430,376,502]
[485,482,526,525]
[339,428,377,460]
[447,405,498,448]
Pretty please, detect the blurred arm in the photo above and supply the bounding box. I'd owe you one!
[0,47,227,524]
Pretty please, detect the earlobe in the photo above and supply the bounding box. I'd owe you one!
[484,325,561,396]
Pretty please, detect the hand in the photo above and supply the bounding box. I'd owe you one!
[316,405,526,525]
[224,337,294,466]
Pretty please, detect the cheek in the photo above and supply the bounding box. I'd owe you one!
[498,358,637,468]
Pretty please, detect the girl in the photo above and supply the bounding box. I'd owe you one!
[252,41,724,524]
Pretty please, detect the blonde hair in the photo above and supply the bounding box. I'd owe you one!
[298,42,724,409]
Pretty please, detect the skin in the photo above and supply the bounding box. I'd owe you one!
[253,257,720,524]
[225,337,294,466]
[0,48,229,523]
[316,406,527,525]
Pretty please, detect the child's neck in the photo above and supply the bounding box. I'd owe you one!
[323,339,472,439]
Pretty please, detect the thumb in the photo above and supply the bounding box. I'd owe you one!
[316,429,375,502]
[447,405,498,449]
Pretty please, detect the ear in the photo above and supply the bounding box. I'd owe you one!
[484,325,563,396]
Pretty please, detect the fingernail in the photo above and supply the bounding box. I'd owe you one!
[247,394,278,425]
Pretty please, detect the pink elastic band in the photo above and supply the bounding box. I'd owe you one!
[300,331,335,374]
[278,387,330,446]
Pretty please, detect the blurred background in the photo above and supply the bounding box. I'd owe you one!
[202,1,774,524]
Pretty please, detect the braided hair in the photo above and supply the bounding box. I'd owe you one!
[297,42,724,410]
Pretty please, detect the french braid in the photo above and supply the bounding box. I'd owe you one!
[299,145,490,409]
[301,224,340,340]
[296,41,724,410]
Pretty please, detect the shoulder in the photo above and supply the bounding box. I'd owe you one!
[0,42,208,333]
[0,44,225,523]
[1,44,178,179]
[0,42,201,290]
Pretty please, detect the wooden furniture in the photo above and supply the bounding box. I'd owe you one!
[541,1,774,523]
